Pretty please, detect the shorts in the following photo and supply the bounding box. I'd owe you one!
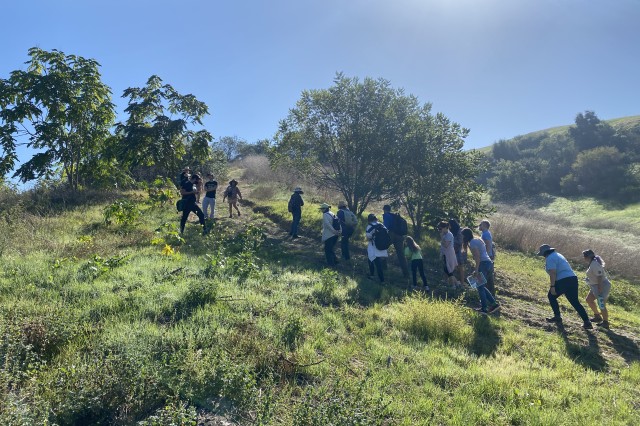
[589,280,612,302]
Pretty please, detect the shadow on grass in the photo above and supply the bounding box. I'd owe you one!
[602,328,640,364]
[468,315,501,356]
[557,323,607,371]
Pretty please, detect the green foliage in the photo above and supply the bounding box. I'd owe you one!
[312,269,343,306]
[79,254,129,281]
[103,199,140,226]
[146,177,177,207]
[138,401,197,426]
[561,146,629,199]
[152,222,186,247]
[293,378,389,426]
[0,47,116,188]
[115,75,213,177]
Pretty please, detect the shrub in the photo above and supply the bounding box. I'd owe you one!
[393,295,473,346]
[103,200,140,226]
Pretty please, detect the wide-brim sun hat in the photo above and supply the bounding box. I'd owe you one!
[537,244,555,256]
[294,187,304,193]
[229,179,238,185]
[318,202,331,210]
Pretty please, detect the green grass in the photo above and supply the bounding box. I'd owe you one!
[1,190,639,424]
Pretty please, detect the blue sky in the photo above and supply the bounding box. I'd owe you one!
[1,0,639,157]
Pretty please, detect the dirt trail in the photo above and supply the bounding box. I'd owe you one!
[237,196,640,368]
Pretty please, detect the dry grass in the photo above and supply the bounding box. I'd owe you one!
[491,211,639,280]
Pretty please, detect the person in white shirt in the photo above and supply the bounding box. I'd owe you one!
[319,203,341,267]
[582,249,612,329]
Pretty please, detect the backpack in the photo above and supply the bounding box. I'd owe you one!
[343,209,358,228]
[391,213,408,235]
[288,194,300,213]
[372,224,391,250]
[226,187,235,198]
[326,212,341,231]
[176,199,185,212]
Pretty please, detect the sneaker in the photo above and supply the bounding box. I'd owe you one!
[583,322,593,330]
[545,316,562,323]
[291,235,299,239]
[590,315,603,323]
[597,320,609,329]
[488,304,501,314]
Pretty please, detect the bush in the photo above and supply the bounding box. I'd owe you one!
[393,295,473,346]
[103,200,140,226]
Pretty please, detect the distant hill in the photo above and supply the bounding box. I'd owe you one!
[478,114,640,152]
[481,112,640,202]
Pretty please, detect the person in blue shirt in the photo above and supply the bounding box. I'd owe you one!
[382,205,409,278]
[538,244,592,329]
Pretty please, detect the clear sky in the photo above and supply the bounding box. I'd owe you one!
[1,0,639,155]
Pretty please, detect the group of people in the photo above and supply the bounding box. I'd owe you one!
[176,166,243,235]
[290,188,614,326]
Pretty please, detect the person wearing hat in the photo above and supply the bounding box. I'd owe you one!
[538,244,592,329]
[288,187,304,238]
[223,179,243,218]
[319,203,341,267]
[365,213,388,282]
[177,166,191,188]
[336,200,357,260]
[179,173,207,235]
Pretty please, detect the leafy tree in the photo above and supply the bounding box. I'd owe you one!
[214,135,248,161]
[115,75,212,178]
[536,134,577,194]
[488,158,543,201]
[492,139,521,161]
[561,146,627,199]
[569,111,617,151]
[394,111,491,239]
[272,73,417,215]
[0,47,116,188]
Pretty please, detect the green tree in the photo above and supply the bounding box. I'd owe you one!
[0,47,116,188]
[569,111,617,151]
[115,75,212,178]
[488,158,543,201]
[394,110,491,240]
[271,73,417,215]
[214,135,246,161]
[561,146,627,199]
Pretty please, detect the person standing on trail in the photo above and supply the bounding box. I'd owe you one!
[462,228,500,314]
[366,214,388,283]
[382,205,409,278]
[538,244,593,329]
[449,218,466,286]
[336,200,357,261]
[404,236,429,291]
[180,174,207,235]
[288,187,304,239]
[195,171,204,204]
[222,179,243,218]
[438,221,460,287]
[202,173,218,220]
[319,203,341,267]
[582,249,612,329]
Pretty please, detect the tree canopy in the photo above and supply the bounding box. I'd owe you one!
[0,47,116,188]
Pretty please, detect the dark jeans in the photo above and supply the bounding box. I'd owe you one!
[290,210,301,236]
[324,235,339,266]
[478,261,497,311]
[390,231,409,277]
[548,276,590,323]
[180,199,205,233]
[341,227,353,260]
[479,260,495,295]
[369,257,384,282]
[411,259,428,287]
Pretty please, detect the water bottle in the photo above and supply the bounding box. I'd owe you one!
[597,297,605,310]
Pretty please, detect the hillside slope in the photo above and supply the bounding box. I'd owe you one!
[0,187,639,424]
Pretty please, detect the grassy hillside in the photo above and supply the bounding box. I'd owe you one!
[477,114,640,151]
[1,186,639,424]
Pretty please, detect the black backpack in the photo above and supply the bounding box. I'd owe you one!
[176,199,185,212]
[373,224,391,250]
[326,212,341,231]
[392,213,408,235]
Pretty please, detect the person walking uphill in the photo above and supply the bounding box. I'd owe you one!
[462,228,500,314]
[288,187,304,239]
[382,205,409,278]
[180,174,207,235]
[223,179,243,218]
[404,236,429,291]
[582,249,612,329]
[337,201,357,260]
[319,203,341,267]
[366,214,389,283]
[538,244,593,329]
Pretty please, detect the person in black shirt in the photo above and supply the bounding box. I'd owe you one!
[202,173,218,220]
[180,174,206,235]
[288,187,304,238]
